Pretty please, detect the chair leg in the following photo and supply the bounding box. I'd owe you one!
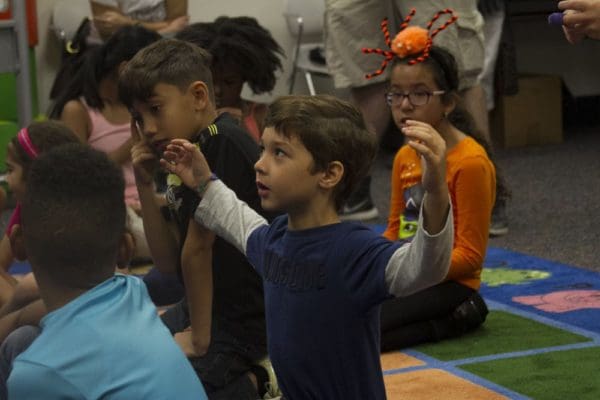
[305,71,316,96]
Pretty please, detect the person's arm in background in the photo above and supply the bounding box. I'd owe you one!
[0,299,45,344]
[559,0,600,43]
[446,157,495,284]
[175,220,214,357]
[91,0,189,39]
[60,100,134,166]
[0,235,17,306]
[59,100,90,143]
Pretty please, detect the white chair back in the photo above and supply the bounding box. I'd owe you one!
[283,0,325,37]
[51,0,92,42]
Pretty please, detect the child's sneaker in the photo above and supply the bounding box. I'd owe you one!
[489,200,509,237]
[257,357,281,399]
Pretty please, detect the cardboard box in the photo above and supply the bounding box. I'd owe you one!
[490,75,563,148]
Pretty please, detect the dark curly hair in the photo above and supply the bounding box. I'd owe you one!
[176,16,284,95]
[22,144,125,287]
[49,25,161,118]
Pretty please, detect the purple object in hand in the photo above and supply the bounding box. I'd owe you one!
[548,12,564,26]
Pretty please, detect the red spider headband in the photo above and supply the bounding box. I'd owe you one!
[362,8,458,79]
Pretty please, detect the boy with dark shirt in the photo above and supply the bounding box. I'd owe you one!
[119,39,270,399]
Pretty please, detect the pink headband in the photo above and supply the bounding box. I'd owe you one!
[17,128,39,159]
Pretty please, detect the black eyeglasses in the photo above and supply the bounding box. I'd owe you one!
[384,90,445,107]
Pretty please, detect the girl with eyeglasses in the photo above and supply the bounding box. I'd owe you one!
[380,45,497,350]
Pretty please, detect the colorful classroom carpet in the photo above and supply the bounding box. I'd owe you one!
[382,246,600,399]
[10,243,600,399]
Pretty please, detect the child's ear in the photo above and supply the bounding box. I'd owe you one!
[8,225,27,261]
[189,81,210,110]
[443,93,458,117]
[318,161,344,190]
[117,232,135,269]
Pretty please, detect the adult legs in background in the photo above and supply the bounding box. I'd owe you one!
[461,84,491,142]
[479,5,511,237]
[341,82,391,220]
[324,0,395,220]
[381,281,488,351]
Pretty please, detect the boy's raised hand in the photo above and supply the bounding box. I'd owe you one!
[402,120,447,194]
[402,120,449,234]
[160,139,213,191]
[130,119,158,186]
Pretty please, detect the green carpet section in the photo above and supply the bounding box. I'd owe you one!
[414,310,590,361]
[460,346,600,400]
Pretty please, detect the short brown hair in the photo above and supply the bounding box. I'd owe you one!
[264,95,377,209]
[118,38,215,108]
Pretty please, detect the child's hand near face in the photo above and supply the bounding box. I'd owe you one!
[130,120,158,186]
[160,139,213,193]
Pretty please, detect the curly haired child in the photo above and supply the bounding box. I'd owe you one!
[176,16,284,142]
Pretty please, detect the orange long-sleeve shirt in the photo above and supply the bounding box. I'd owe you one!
[383,137,496,290]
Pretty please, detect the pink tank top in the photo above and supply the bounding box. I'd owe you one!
[82,99,140,208]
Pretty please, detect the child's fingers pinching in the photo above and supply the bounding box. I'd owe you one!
[402,120,446,161]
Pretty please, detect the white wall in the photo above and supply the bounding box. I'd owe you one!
[34,0,324,114]
[508,15,600,97]
[35,0,64,114]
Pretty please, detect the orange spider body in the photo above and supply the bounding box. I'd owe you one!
[362,8,458,79]
[391,26,429,58]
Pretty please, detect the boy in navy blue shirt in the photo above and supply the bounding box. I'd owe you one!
[161,94,454,399]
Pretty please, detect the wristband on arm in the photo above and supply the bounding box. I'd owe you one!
[196,173,218,197]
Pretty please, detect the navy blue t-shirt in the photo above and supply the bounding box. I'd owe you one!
[246,215,402,399]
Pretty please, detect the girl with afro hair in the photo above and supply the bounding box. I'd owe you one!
[176,16,284,142]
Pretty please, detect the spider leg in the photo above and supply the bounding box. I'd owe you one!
[399,8,417,31]
[427,9,458,38]
[380,18,392,48]
[364,53,394,79]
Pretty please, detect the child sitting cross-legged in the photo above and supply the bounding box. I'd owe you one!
[160,94,454,400]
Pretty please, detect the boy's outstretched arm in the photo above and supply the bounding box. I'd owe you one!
[384,120,453,297]
[161,140,267,256]
[160,139,213,193]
